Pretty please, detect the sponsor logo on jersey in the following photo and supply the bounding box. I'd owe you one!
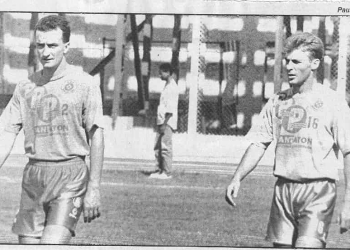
[312,99,324,110]
[37,94,61,122]
[275,101,319,149]
[62,80,76,93]
[28,92,70,137]
[21,83,46,111]
[278,135,312,148]
[34,124,69,136]
[281,105,307,134]
[19,81,36,99]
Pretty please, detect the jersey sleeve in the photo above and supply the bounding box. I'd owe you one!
[82,76,104,132]
[245,97,275,149]
[3,84,23,134]
[333,99,350,155]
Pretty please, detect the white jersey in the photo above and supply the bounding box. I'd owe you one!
[157,78,179,130]
[247,83,350,181]
[5,65,104,161]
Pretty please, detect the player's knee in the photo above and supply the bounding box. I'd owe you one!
[295,236,325,248]
[40,225,72,244]
[18,235,41,244]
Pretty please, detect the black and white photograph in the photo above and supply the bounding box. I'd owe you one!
[0,0,350,249]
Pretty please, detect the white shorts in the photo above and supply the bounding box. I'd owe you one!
[266,177,336,246]
[12,157,88,237]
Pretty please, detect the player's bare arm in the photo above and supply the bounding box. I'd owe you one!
[84,125,104,223]
[225,143,266,207]
[0,131,17,167]
[338,152,350,233]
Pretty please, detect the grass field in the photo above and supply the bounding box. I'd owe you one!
[0,155,350,248]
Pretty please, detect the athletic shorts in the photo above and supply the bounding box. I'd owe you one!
[266,177,336,246]
[12,157,88,238]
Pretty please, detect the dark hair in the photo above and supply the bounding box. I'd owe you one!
[284,32,324,60]
[159,63,173,74]
[35,15,71,43]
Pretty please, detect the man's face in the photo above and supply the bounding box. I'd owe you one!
[285,49,319,86]
[35,28,69,70]
[159,70,170,81]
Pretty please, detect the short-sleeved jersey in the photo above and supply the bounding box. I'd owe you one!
[4,65,104,161]
[157,78,179,130]
[247,83,350,181]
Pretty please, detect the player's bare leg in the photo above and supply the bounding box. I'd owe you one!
[18,235,41,244]
[40,225,72,244]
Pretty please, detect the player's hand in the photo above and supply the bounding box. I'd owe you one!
[83,184,101,223]
[337,207,350,234]
[225,180,240,207]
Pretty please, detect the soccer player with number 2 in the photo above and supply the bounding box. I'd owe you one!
[0,15,104,244]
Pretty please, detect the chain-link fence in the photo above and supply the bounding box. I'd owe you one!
[61,16,350,136]
[100,16,350,136]
[196,41,240,135]
[2,14,347,136]
[192,16,350,136]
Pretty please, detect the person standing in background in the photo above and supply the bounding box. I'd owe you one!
[149,63,179,180]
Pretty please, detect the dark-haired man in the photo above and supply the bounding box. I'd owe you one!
[225,32,350,248]
[149,63,179,179]
[0,15,104,244]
